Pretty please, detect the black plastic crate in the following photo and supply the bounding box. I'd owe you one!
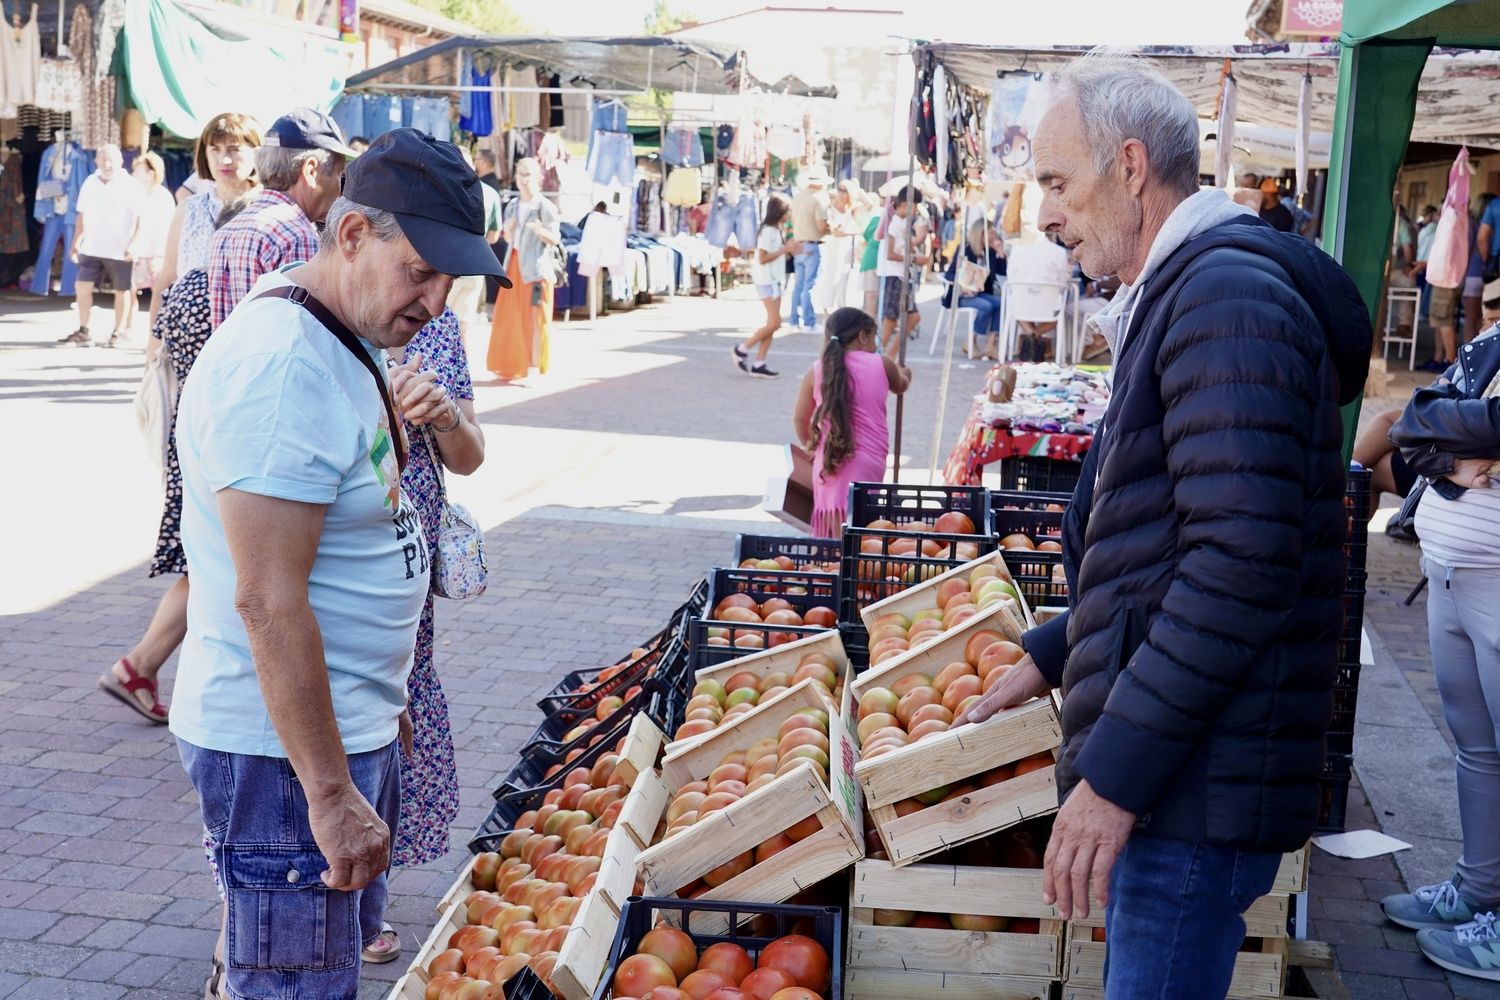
[999,548,1069,610]
[590,896,845,1000]
[840,483,995,622]
[735,534,843,572]
[998,454,1085,494]
[691,568,841,670]
[989,489,1072,543]
[1318,760,1352,832]
[839,621,870,672]
[499,966,555,1000]
[504,709,639,794]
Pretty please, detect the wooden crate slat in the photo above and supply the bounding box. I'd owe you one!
[615,768,668,850]
[845,967,1053,1000]
[851,602,1022,705]
[550,881,627,1000]
[859,549,1032,635]
[871,760,1060,867]
[434,855,479,917]
[662,679,834,789]
[848,919,1065,979]
[611,712,665,791]
[385,971,429,1000]
[1065,934,1287,997]
[1273,846,1309,894]
[854,697,1062,810]
[853,858,1057,920]
[693,627,851,688]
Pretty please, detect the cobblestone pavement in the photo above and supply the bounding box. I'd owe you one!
[0,284,1492,998]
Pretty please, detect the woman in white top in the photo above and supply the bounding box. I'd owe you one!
[732,193,801,379]
[126,152,178,297]
[147,112,261,333]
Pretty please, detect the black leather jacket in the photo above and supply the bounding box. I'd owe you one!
[1390,324,1500,490]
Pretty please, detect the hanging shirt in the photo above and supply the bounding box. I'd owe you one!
[0,14,40,117]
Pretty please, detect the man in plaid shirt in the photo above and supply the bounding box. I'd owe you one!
[209,109,355,328]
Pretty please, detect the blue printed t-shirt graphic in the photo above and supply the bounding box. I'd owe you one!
[171,264,429,759]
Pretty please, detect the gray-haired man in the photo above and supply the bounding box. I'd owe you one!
[207,107,355,327]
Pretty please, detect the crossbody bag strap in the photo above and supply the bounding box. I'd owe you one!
[253,284,408,473]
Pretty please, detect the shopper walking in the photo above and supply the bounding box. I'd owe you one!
[96,114,261,727]
[208,107,355,328]
[97,195,256,725]
[362,306,486,963]
[149,113,262,333]
[859,201,882,318]
[488,156,560,382]
[126,152,177,306]
[171,129,502,1000]
[789,164,831,331]
[733,192,800,379]
[62,144,141,347]
[952,54,1370,1000]
[793,307,909,535]
[1383,280,1500,983]
[878,186,926,361]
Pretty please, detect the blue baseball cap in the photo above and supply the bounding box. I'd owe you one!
[342,128,507,281]
[262,107,359,159]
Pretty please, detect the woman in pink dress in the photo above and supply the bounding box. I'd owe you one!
[794,307,912,536]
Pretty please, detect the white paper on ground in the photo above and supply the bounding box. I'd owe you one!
[1313,830,1413,859]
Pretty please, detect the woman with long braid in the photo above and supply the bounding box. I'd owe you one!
[793,307,911,536]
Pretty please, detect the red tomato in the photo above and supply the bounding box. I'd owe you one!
[614,954,678,997]
[697,942,754,984]
[756,936,830,993]
[739,967,797,1000]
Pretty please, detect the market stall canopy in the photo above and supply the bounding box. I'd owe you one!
[1341,0,1500,47]
[345,36,832,97]
[922,42,1500,147]
[123,0,347,138]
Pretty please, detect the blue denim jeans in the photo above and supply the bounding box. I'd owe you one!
[1103,833,1281,999]
[958,292,1002,335]
[178,739,401,1000]
[29,214,77,297]
[587,131,635,187]
[792,242,821,328]
[705,192,758,250]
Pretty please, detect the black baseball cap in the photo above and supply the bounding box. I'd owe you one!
[342,129,507,282]
[262,107,359,159]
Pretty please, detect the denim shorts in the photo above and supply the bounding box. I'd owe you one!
[587,131,635,188]
[178,738,401,1000]
[705,193,758,250]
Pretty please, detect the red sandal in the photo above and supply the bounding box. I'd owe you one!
[97,657,169,724]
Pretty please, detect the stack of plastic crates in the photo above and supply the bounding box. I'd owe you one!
[998,454,1085,495]
[1319,464,1372,831]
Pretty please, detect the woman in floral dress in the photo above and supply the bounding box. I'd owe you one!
[364,305,487,964]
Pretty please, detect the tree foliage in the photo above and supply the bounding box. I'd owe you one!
[403,0,528,35]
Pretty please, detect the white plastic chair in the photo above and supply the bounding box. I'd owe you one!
[931,278,981,358]
[997,280,1072,363]
[1384,285,1421,371]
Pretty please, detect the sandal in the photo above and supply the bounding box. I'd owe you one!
[363,923,401,964]
[203,956,226,1000]
[97,657,169,724]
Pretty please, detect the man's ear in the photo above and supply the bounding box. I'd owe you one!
[1118,139,1150,199]
[335,212,365,260]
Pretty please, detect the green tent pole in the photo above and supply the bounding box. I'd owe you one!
[1321,39,1430,459]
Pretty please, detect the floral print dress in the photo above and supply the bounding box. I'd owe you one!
[394,307,472,867]
[149,268,213,577]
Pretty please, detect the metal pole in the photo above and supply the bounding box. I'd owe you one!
[928,202,971,485]
[891,49,919,483]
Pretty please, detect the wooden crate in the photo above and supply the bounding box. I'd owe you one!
[395,771,670,1000]
[1273,846,1309,894]
[1064,929,1288,998]
[434,715,665,917]
[846,967,1053,1000]
[848,858,1064,979]
[637,680,863,934]
[859,549,1032,637]
[661,678,839,790]
[664,630,851,756]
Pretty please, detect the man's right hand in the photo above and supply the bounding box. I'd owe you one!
[307,782,389,892]
[952,654,1049,726]
[1450,458,1495,489]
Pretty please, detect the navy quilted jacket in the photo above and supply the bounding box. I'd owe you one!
[1022,216,1370,851]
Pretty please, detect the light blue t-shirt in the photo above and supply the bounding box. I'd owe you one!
[171,265,428,757]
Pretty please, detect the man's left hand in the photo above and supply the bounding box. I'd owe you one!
[1042,779,1135,920]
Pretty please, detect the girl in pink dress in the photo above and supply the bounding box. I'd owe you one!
[794,307,912,536]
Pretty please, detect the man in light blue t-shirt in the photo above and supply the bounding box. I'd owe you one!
[172,129,506,1000]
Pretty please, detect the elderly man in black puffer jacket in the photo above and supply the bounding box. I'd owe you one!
[954,55,1370,997]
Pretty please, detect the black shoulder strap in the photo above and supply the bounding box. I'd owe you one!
[253,284,407,473]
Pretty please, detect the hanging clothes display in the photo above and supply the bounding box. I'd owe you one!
[1,7,42,118]
[765,126,802,163]
[663,167,700,207]
[661,126,703,168]
[459,66,493,136]
[456,51,474,127]
[35,59,81,115]
[0,155,28,254]
[933,63,949,183]
[28,140,90,297]
[68,4,114,151]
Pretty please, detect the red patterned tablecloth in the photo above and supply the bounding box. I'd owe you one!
[943,400,1094,485]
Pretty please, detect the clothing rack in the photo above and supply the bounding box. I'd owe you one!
[347,82,643,98]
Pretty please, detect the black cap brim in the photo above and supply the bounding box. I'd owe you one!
[394,211,511,285]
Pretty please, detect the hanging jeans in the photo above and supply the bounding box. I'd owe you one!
[29,214,76,297]
[791,242,821,328]
[661,128,704,167]
[704,192,758,250]
[587,131,635,188]
[331,94,366,143]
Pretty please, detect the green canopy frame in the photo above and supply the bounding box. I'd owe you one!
[1323,0,1500,446]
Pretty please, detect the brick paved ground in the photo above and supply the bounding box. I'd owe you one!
[1,285,1494,998]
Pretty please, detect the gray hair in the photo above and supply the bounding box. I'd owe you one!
[1051,52,1200,195]
[318,196,404,253]
[255,145,336,192]
[97,143,123,165]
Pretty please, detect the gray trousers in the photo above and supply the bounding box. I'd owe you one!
[1424,557,1500,906]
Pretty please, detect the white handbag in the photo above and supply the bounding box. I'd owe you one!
[134,350,177,480]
